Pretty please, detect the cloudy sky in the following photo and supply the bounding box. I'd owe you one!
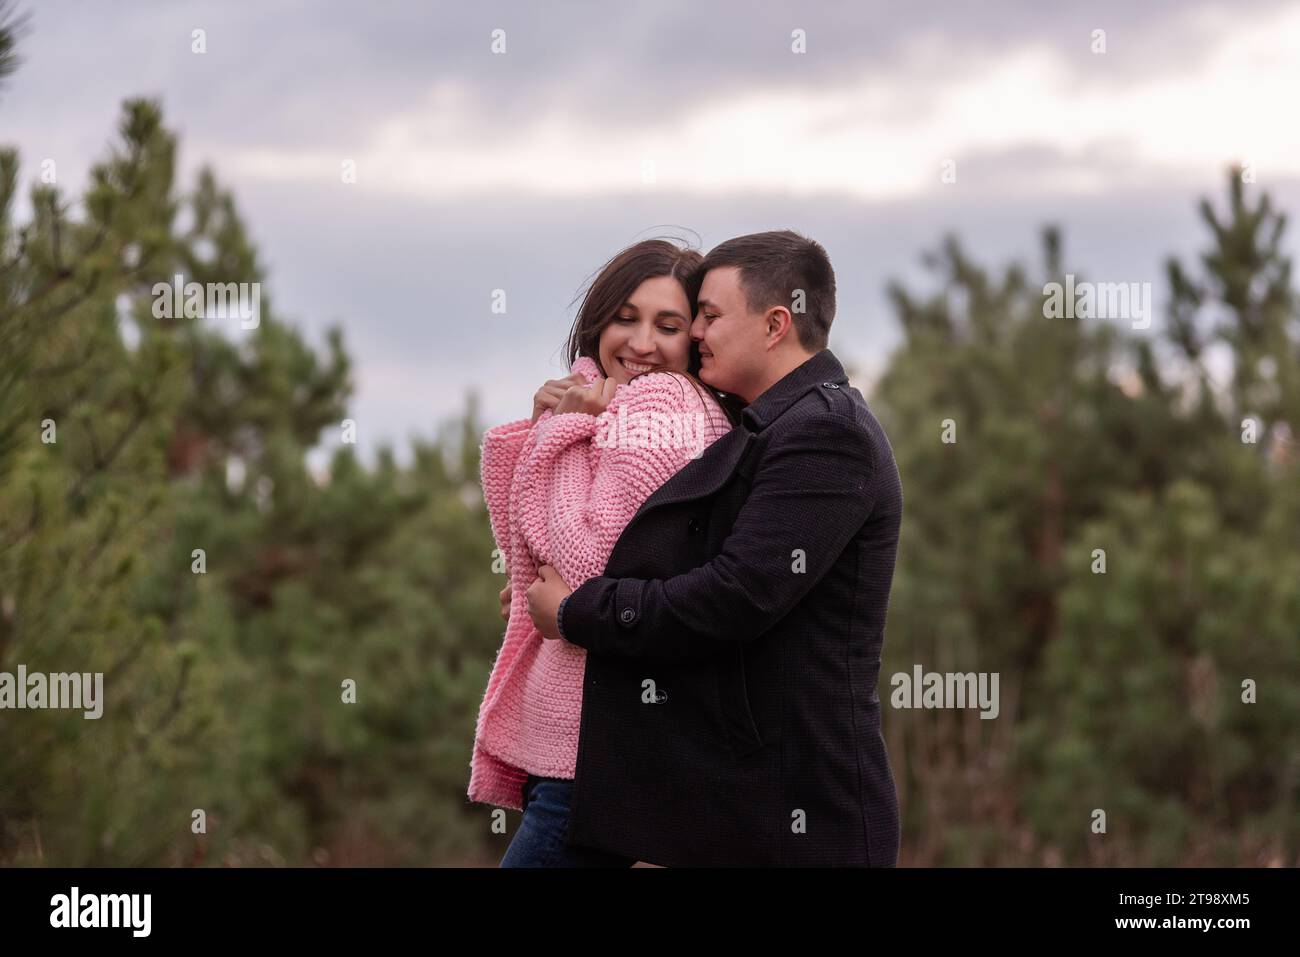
[5,0,1300,460]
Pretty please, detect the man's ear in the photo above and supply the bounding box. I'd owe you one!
[764,306,795,349]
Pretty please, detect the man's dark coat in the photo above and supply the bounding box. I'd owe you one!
[559,349,904,866]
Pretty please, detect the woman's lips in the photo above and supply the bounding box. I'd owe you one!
[618,357,656,374]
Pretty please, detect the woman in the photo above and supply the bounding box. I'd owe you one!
[468,239,738,867]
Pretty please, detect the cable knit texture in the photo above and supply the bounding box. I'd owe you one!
[467,356,733,810]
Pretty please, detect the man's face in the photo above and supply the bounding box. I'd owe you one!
[691,266,767,403]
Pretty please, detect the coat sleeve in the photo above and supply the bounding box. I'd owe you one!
[559,411,879,662]
[514,375,708,588]
[479,418,532,571]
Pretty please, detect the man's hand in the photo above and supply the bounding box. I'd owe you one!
[527,565,573,640]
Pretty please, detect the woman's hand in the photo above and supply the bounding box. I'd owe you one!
[498,581,511,623]
[554,376,617,417]
[532,373,587,424]
[527,565,573,640]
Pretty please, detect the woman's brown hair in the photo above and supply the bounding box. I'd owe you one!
[564,239,743,425]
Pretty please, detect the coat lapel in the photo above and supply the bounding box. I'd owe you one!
[632,425,755,517]
[621,351,847,522]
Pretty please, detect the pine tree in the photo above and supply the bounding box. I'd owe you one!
[874,171,1299,866]
[1,89,507,864]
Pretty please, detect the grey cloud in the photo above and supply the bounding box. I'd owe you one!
[7,0,1290,160]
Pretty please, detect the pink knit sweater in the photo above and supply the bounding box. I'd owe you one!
[468,356,733,810]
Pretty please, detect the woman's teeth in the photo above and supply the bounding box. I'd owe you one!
[620,358,655,374]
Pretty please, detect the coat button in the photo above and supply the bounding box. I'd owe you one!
[822,381,840,389]
[620,608,635,623]
[687,518,701,534]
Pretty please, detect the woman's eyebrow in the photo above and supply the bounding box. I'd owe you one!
[656,310,689,322]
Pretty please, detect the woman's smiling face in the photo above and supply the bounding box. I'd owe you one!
[597,275,693,385]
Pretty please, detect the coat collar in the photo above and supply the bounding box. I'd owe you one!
[741,349,848,433]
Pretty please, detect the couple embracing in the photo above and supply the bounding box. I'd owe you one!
[468,229,903,868]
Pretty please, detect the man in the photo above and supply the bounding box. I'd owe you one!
[527,230,903,866]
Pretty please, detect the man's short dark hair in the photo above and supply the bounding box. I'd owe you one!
[695,229,836,351]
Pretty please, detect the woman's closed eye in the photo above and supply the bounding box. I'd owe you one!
[614,314,681,334]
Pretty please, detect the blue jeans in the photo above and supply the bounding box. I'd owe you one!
[499,774,636,868]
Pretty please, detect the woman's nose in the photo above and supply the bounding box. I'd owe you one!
[630,326,656,353]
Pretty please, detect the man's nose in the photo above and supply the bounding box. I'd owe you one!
[690,314,706,340]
